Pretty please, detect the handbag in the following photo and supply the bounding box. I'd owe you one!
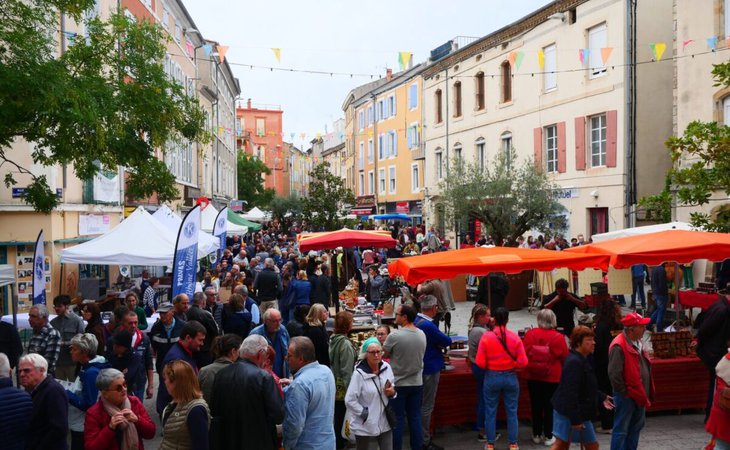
[718,387,730,413]
[371,378,397,428]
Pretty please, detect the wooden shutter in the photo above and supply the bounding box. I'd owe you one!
[557,121,567,173]
[606,110,618,167]
[575,116,586,171]
[533,127,543,168]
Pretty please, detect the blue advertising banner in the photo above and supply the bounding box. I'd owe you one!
[213,207,228,263]
[32,230,46,305]
[172,205,201,300]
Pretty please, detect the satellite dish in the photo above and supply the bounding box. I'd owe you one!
[119,265,130,277]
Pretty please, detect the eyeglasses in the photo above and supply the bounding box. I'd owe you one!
[367,350,383,355]
[106,382,127,393]
[19,368,35,374]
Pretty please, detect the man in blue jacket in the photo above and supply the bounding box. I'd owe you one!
[0,352,33,450]
[414,295,452,450]
[19,353,68,450]
[155,320,206,415]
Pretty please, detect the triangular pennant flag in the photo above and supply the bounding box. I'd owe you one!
[398,52,412,71]
[508,51,517,68]
[682,39,694,50]
[579,49,590,65]
[707,36,718,50]
[203,44,213,56]
[650,42,666,61]
[300,133,306,140]
[601,47,613,65]
[515,51,525,71]
[216,45,229,63]
[271,48,281,63]
[537,50,545,70]
[186,40,194,58]
[290,133,295,140]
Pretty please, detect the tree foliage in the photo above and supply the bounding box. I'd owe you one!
[0,0,208,213]
[639,61,730,232]
[302,162,355,231]
[269,194,303,229]
[438,152,566,245]
[236,152,275,208]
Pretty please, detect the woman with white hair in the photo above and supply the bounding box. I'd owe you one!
[522,309,569,446]
[67,333,111,450]
[84,368,156,450]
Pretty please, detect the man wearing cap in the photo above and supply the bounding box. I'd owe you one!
[148,302,185,378]
[608,312,654,450]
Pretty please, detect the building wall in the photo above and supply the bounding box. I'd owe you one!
[236,104,286,197]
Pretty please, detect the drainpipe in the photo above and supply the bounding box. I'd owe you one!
[625,0,637,228]
[372,94,379,211]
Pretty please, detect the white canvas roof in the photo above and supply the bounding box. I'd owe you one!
[152,205,220,255]
[61,207,217,266]
[591,221,695,242]
[242,206,269,222]
[200,204,248,235]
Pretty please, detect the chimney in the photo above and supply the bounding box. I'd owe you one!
[386,68,393,81]
[247,98,252,109]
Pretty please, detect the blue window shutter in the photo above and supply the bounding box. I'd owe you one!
[392,95,396,116]
[393,131,398,156]
[407,127,412,148]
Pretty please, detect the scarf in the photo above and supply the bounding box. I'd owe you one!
[101,396,140,450]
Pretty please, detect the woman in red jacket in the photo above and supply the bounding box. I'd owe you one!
[84,368,156,450]
[476,307,529,450]
[706,351,730,450]
[523,309,569,446]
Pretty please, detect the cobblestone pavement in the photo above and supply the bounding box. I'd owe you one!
[139,299,711,449]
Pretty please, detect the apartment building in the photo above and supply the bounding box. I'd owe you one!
[285,142,312,197]
[421,0,673,242]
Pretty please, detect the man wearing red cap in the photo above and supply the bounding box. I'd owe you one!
[608,312,654,450]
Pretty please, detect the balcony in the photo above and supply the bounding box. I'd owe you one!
[411,147,425,160]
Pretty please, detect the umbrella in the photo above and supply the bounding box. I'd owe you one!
[591,221,694,242]
[564,229,730,269]
[298,228,397,251]
[387,246,611,285]
[371,213,412,221]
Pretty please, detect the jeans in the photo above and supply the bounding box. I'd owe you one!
[611,391,645,450]
[391,385,423,450]
[630,277,646,308]
[527,380,558,438]
[484,370,519,445]
[650,294,667,330]
[356,430,393,450]
[472,363,486,432]
[421,372,440,443]
[716,438,730,450]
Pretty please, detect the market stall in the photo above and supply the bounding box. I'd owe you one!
[152,205,220,255]
[678,290,720,311]
[199,204,248,236]
[297,228,396,252]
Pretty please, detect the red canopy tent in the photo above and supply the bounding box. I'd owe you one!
[564,229,730,269]
[387,246,611,285]
[298,228,397,251]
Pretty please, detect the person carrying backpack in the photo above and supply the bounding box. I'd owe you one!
[523,309,569,446]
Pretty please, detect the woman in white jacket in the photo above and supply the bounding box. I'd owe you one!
[345,341,396,450]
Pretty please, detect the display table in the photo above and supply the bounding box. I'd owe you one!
[678,290,718,311]
[648,355,709,412]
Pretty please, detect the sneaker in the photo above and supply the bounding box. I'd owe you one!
[485,444,495,450]
[477,433,487,442]
[544,436,556,446]
[508,444,520,450]
[532,435,544,444]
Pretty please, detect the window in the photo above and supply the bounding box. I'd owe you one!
[409,84,418,109]
[726,0,730,37]
[388,95,396,117]
[256,118,265,136]
[590,114,607,166]
[378,134,385,160]
[407,123,419,149]
[359,173,365,195]
[387,131,397,157]
[174,23,181,43]
[368,171,374,194]
[454,144,462,167]
[544,125,558,172]
[588,23,607,78]
[435,89,443,123]
[476,138,485,171]
[377,100,384,121]
[379,168,386,194]
[501,132,512,165]
[358,110,364,130]
[543,44,557,91]
[435,150,444,179]
[475,72,485,111]
[359,142,364,169]
[723,96,730,126]
[162,2,169,29]
[389,166,396,193]
[501,61,512,102]
[368,139,374,162]
[453,81,462,117]
[367,106,374,127]
[411,163,420,192]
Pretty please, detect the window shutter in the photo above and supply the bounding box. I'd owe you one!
[575,116,586,171]
[407,127,412,148]
[533,127,542,168]
[606,110,618,167]
[392,96,396,116]
[557,121,566,173]
[393,131,398,156]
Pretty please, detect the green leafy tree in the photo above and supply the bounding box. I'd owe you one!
[269,194,303,228]
[302,162,355,231]
[639,62,730,232]
[438,152,566,245]
[1,0,208,213]
[236,152,275,207]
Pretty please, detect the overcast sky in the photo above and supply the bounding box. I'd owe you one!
[185,0,552,149]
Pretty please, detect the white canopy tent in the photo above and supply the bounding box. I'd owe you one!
[591,221,695,242]
[152,205,219,255]
[242,206,269,222]
[61,207,218,266]
[200,204,248,235]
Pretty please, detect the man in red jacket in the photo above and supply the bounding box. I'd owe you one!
[608,312,654,450]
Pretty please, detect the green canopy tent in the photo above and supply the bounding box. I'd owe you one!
[228,210,262,231]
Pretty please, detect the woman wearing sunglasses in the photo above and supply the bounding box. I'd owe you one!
[84,368,156,450]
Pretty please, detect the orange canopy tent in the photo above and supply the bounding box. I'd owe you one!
[298,228,397,251]
[564,229,730,269]
[387,246,611,285]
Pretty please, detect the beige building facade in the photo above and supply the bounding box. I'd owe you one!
[421,0,673,242]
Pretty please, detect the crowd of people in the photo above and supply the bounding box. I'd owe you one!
[0,221,729,450]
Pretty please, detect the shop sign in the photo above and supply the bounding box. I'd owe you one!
[356,195,376,208]
[13,187,62,198]
[554,188,579,200]
[79,214,111,235]
[396,202,409,214]
[230,200,245,212]
[351,207,374,216]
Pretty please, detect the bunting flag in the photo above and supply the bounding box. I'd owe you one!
[186,40,194,58]
[398,52,412,71]
[172,205,200,300]
[707,36,718,50]
[601,47,614,65]
[650,42,667,61]
[300,132,306,140]
[202,44,213,56]
[682,39,694,51]
[508,51,517,68]
[32,230,46,305]
[271,48,281,63]
[216,45,229,63]
[537,49,545,70]
[290,133,295,140]
[579,48,590,65]
[515,51,525,71]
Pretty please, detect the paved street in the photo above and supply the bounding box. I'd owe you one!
[138,299,710,449]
